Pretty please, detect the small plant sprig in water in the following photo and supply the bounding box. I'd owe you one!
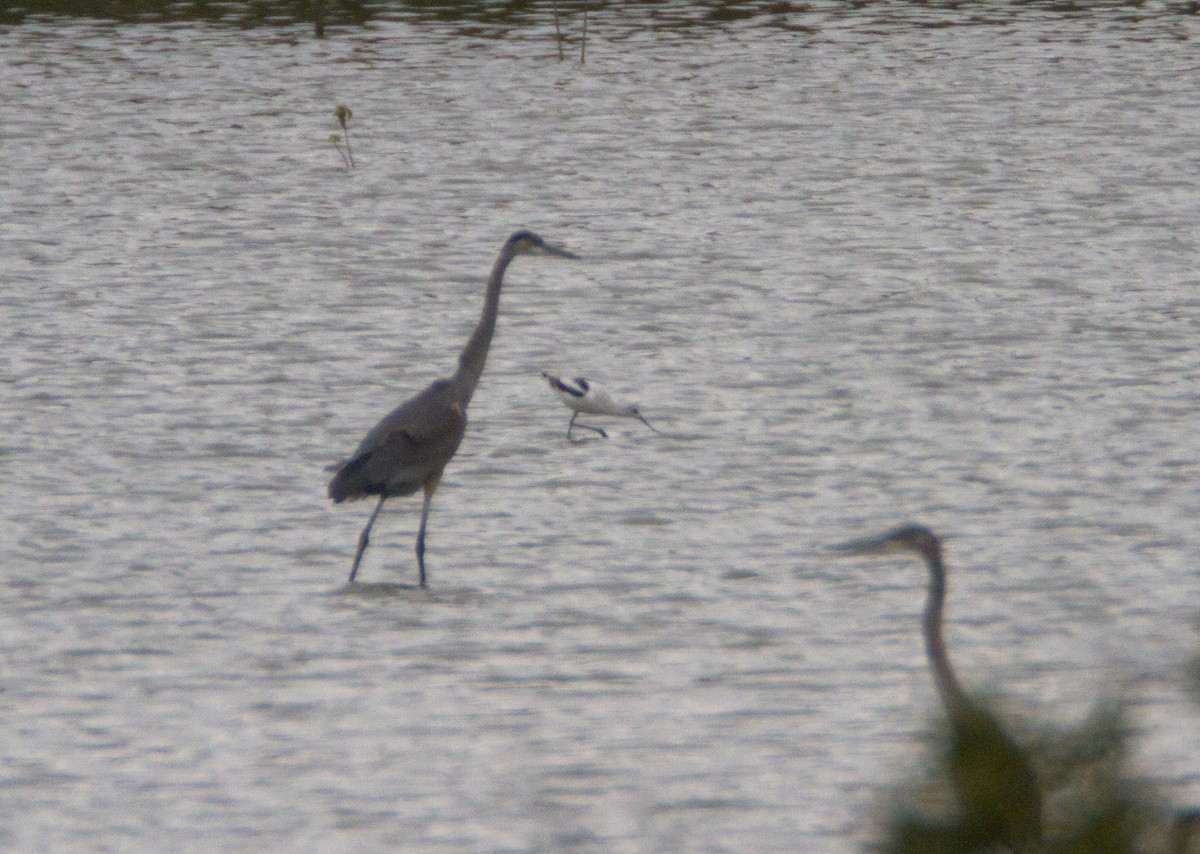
[581,2,588,65]
[331,104,355,168]
[551,0,587,65]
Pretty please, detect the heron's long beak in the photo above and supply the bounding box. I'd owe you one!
[829,533,902,556]
[542,243,580,260]
[637,414,660,433]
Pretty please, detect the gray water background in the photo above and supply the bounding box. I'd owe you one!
[2,3,1200,851]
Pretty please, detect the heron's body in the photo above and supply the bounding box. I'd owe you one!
[834,524,1042,853]
[542,373,658,440]
[328,380,465,503]
[328,231,577,586]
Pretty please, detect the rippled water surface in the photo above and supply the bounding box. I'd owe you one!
[3,5,1200,851]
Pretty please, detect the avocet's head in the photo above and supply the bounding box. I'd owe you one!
[504,230,579,260]
[831,524,942,563]
[623,404,660,433]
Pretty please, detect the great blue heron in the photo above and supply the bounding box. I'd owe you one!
[541,373,659,440]
[833,524,1042,852]
[327,230,579,586]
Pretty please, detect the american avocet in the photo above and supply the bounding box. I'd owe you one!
[327,231,579,586]
[542,372,659,441]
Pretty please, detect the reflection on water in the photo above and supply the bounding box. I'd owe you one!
[3,2,1200,852]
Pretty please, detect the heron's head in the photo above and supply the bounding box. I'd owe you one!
[505,230,579,260]
[831,524,942,563]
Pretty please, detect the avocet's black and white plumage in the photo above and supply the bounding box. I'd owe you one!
[542,373,659,440]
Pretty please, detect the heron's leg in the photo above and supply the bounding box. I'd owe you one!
[415,476,440,589]
[350,495,387,583]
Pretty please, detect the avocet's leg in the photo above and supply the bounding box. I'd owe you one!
[568,412,606,441]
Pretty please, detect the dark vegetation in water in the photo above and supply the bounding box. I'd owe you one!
[877,702,1199,854]
[836,526,1199,853]
[3,0,1199,29]
[331,104,354,169]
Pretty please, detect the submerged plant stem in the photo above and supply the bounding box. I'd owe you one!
[335,104,355,168]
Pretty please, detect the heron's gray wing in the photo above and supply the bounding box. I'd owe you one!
[328,379,467,501]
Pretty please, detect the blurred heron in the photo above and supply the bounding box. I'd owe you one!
[833,524,1042,852]
[327,231,578,586]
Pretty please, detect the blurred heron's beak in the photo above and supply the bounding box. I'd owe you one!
[830,533,899,556]
[638,414,660,433]
[542,243,580,260]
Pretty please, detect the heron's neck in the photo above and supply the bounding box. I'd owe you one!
[923,550,971,719]
[453,250,511,407]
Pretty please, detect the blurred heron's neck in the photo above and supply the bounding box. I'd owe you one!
[454,250,512,407]
[924,550,971,718]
